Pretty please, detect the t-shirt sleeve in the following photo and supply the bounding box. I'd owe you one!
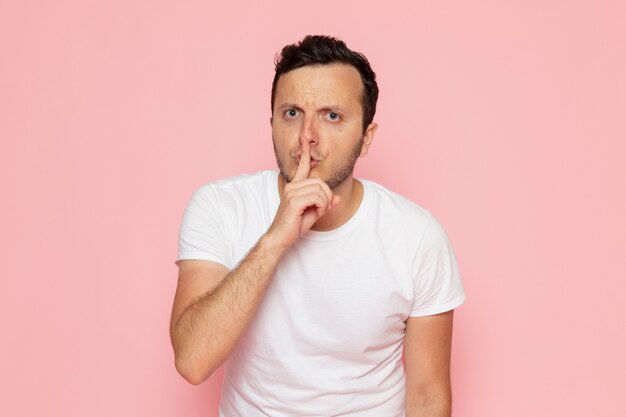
[175,185,232,269]
[410,214,466,317]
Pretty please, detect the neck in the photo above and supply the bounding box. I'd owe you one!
[277,174,364,231]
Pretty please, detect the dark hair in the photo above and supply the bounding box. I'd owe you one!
[271,35,379,133]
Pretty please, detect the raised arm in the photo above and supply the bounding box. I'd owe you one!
[171,236,284,384]
[170,137,340,384]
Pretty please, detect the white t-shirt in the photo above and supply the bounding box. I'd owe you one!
[176,170,466,417]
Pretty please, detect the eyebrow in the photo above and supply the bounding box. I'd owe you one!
[278,103,302,111]
[319,106,346,114]
[278,103,347,113]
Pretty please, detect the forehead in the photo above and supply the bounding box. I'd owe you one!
[274,64,363,108]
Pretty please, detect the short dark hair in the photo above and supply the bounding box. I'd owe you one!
[271,35,379,133]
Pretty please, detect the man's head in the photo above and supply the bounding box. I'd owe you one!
[270,35,379,190]
[271,35,379,133]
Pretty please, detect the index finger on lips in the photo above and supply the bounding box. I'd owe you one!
[293,137,311,181]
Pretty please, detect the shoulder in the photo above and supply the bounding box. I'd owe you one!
[361,178,433,227]
[196,170,275,194]
[359,178,456,253]
[191,170,276,204]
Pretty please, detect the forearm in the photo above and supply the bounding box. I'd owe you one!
[406,389,451,417]
[172,233,285,383]
[406,403,450,417]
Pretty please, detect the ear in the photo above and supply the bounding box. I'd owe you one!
[359,122,378,158]
[269,116,273,126]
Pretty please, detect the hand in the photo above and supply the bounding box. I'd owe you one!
[266,137,341,249]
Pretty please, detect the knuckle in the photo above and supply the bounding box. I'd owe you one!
[287,196,299,207]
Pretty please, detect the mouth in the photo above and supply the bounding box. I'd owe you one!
[294,153,321,168]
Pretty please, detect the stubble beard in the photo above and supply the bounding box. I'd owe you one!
[273,137,364,190]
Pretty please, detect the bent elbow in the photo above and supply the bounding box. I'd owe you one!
[174,356,214,385]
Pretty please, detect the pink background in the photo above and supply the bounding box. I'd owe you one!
[2,1,625,416]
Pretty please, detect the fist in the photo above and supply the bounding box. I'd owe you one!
[266,137,341,249]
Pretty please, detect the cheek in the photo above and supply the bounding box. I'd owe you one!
[320,123,345,137]
[327,125,360,148]
[277,123,300,140]
[273,127,298,154]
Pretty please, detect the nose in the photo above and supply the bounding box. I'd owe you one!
[299,115,318,146]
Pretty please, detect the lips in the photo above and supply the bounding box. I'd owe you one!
[294,154,321,167]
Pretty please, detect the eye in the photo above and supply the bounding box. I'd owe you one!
[327,112,341,121]
[284,109,299,118]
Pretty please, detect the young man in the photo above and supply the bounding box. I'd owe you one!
[170,35,466,417]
